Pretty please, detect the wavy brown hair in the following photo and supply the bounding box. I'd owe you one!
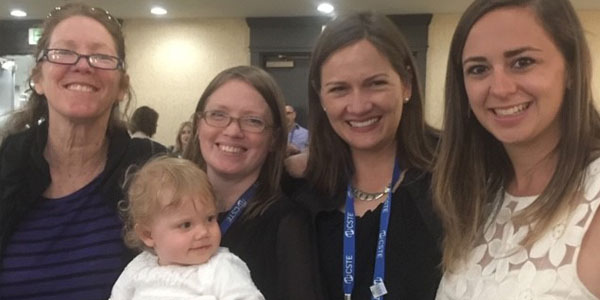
[184,65,287,219]
[1,3,131,140]
[305,12,438,200]
[174,121,193,153]
[433,0,600,271]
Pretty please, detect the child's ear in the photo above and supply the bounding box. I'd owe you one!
[135,224,155,248]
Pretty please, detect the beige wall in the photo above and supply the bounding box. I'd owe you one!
[579,11,600,108]
[425,10,600,129]
[123,18,250,146]
[122,10,600,144]
[425,13,461,129]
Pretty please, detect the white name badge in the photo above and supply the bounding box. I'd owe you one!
[370,282,388,298]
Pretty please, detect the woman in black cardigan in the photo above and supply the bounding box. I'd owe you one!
[296,12,443,300]
[0,4,160,299]
[185,65,323,300]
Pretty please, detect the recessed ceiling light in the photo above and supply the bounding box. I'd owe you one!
[317,3,334,14]
[10,9,27,17]
[150,6,167,15]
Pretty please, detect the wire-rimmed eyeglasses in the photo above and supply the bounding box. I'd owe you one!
[37,49,124,70]
[199,110,271,133]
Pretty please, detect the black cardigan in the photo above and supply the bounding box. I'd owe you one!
[287,169,443,299]
[0,122,161,261]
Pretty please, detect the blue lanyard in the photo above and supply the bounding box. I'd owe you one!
[219,184,257,234]
[343,163,401,300]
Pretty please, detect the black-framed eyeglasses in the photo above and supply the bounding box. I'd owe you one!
[199,110,271,133]
[37,49,124,70]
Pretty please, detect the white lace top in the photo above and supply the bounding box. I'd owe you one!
[436,158,600,300]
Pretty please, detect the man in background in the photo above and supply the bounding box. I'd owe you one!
[129,106,168,153]
[285,105,308,156]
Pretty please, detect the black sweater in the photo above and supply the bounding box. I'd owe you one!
[0,122,161,261]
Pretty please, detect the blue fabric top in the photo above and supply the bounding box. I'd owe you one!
[288,123,309,152]
[0,174,129,300]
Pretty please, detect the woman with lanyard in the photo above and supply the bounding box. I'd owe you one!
[299,12,442,299]
[184,65,323,300]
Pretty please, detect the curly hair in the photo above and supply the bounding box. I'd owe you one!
[120,156,216,251]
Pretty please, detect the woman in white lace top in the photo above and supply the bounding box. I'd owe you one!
[433,0,600,299]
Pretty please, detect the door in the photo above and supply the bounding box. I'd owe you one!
[262,52,311,128]
[0,59,15,116]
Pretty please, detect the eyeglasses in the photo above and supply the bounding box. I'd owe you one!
[37,49,124,70]
[199,110,270,133]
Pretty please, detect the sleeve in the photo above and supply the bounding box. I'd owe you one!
[275,204,325,300]
[148,139,168,155]
[0,131,48,257]
[107,260,136,300]
[212,253,265,300]
[300,127,309,150]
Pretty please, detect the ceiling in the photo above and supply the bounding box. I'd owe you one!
[1,0,600,20]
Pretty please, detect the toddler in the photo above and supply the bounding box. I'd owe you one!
[109,156,264,300]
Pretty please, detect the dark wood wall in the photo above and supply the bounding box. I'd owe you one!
[0,20,42,56]
[246,15,432,127]
[1,16,432,127]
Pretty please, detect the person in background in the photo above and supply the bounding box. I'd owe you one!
[434,0,600,298]
[129,105,168,153]
[185,65,323,300]
[299,12,442,300]
[285,104,309,156]
[0,3,160,299]
[109,156,263,300]
[129,105,159,139]
[171,121,193,158]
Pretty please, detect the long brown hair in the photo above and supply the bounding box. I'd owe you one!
[1,3,131,140]
[175,121,193,153]
[433,0,600,271]
[305,12,437,200]
[184,65,287,219]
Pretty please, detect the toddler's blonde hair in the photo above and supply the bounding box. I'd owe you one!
[121,156,216,251]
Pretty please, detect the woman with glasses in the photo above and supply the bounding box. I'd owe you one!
[184,65,322,300]
[0,4,160,299]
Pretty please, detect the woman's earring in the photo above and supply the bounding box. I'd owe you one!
[28,78,43,96]
[28,78,36,92]
[403,97,410,104]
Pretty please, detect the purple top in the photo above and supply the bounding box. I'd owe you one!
[0,175,129,300]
